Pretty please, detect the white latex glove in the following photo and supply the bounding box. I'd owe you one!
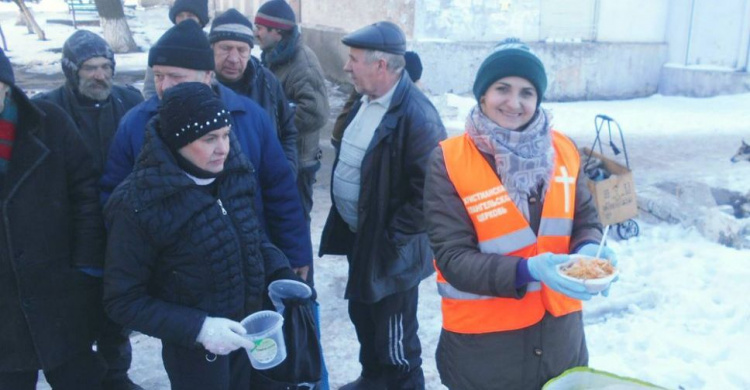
[195,317,253,355]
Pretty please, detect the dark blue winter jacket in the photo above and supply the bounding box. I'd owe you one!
[100,83,312,268]
[103,121,288,348]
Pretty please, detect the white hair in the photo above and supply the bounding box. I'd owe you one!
[364,50,405,74]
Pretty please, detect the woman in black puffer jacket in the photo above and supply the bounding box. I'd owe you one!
[103,82,302,390]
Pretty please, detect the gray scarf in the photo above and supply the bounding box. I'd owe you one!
[465,105,555,220]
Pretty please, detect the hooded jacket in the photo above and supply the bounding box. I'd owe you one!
[262,33,329,168]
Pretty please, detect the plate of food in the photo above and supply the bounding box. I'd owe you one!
[557,254,618,293]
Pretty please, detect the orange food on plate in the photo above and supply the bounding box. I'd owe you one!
[562,258,614,279]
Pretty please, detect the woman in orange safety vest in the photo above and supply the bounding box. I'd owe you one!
[423,38,618,390]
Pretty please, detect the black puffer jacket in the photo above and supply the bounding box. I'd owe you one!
[103,119,289,348]
[319,72,447,303]
[0,87,105,371]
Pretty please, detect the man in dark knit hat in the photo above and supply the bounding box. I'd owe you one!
[0,48,107,389]
[33,29,144,390]
[254,0,329,262]
[209,8,299,178]
[141,0,210,100]
[101,20,312,296]
[319,22,446,390]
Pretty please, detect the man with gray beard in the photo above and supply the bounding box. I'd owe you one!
[34,30,144,390]
[36,30,143,177]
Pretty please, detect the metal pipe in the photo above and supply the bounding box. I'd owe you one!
[685,0,697,65]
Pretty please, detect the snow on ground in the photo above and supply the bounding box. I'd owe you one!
[2,3,749,390]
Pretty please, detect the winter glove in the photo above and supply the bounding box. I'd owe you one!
[527,253,596,301]
[270,267,317,302]
[195,317,253,355]
[575,243,618,266]
[575,243,619,297]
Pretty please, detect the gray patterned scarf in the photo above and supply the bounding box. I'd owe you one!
[465,105,555,220]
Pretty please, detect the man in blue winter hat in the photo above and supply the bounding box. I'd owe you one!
[319,21,447,390]
[34,29,144,390]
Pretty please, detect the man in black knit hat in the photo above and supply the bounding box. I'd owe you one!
[0,48,108,390]
[141,0,210,100]
[34,29,144,390]
[209,8,299,177]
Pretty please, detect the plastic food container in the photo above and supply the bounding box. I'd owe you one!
[240,310,286,369]
[268,279,312,313]
[557,254,619,293]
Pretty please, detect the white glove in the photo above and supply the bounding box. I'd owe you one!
[196,317,253,355]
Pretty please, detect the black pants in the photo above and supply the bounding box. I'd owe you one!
[0,350,105,390]
[98,317,132,383]
[92,278,133,384]
[161,342,251,390]
[348,286,425,390]
[296,160,321,224]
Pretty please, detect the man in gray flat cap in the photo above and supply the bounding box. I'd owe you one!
[319,21,446,390]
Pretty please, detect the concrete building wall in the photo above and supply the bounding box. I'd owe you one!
[292,0,415,37]
[596,0,668,42]
[305,26,667,100]
[413,0,541,41]
[665,0,750,69]
[212,0,750,100]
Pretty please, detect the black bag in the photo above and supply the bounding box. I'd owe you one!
[251,298,322,389]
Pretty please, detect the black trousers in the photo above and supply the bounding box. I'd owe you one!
[98,316,132,383]
[161,342,251,390]
[296,160,321,224]
[348,285,425,390]
[0,349,105,390]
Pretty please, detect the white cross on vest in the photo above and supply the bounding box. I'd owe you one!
[554,166,575,213]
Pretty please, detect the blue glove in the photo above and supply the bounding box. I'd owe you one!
[527,253,595,301]
[575,243,619,297]
[576,243,618,266]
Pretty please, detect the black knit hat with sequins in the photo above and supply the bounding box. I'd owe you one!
[158,82,231,151]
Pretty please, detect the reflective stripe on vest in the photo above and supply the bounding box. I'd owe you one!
[436,131,582,334]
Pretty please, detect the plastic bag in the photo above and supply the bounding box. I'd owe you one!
[251,297,322,389]
[543,367,666,389]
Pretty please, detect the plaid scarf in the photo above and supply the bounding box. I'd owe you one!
[465,105,554,220]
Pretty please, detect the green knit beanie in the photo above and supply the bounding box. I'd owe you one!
[472,38,547,106]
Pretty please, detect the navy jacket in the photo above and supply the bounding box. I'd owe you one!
[100,83,312,268]
[34,84,143,174]
[104,121,288,348]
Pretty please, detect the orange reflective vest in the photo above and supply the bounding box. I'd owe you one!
[435,131,582,334]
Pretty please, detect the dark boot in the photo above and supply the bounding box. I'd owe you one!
[339,375,387,390]
[98,319,142,390]
[102,376,145,390]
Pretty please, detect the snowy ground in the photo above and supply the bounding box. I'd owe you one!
[2,1,749,389]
